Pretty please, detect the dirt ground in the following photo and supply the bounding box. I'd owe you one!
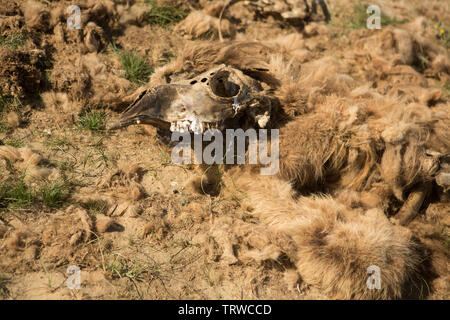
[0,0,449,300]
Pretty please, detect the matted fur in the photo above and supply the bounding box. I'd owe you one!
[128,29,448,299]
[0,146,59,183]
[175,10,236,40]
[228,170,422,299]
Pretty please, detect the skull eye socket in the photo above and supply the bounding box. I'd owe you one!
[210,70,240,98]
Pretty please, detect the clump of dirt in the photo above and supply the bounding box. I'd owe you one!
[0,0,21,16]
[0,46,46,98]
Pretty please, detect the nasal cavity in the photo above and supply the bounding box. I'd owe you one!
[210,71,240,97]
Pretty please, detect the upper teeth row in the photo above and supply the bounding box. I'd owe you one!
[169,118,222,134]
[170,119,201,134]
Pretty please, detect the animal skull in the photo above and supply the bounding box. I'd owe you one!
[108,65,274,133]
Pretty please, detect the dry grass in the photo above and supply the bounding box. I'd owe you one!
[0,32,28,50]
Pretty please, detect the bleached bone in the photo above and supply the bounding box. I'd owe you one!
[108,65,273,133]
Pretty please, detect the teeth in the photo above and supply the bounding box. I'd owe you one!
[169,120,224,133]
[178,120,189,133]
[190,120,203,134]
[182,120,190,130]
[187,115,203,134]
[167,116,226,134]
[169,117,204,134]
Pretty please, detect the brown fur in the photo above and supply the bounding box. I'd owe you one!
[227,170,422,299]
[175,10,236,40]
[0,146,59,183]
[136,30,448,299]
[50,52,134,109]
